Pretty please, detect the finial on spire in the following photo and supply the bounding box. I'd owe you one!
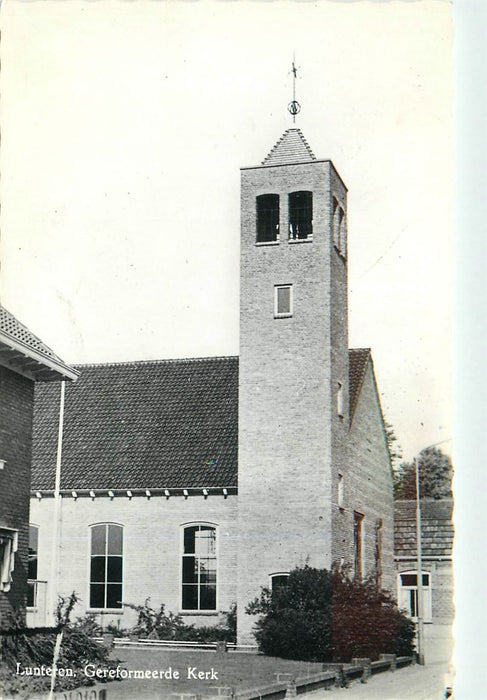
[288,54,301,123]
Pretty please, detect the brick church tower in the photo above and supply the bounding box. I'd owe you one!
[236,129,350,642]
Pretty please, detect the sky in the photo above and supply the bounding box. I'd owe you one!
[0,0,454,462]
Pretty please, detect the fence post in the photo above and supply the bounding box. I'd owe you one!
[379,653,397,671]
[352,657,371,683]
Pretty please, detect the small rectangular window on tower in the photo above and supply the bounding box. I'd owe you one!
[338,473,344,509]
[337,382,344,418]
[274,285,293,318]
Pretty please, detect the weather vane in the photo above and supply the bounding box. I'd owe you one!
[288,55,301,123]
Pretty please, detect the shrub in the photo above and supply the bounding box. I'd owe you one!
[124,598,237,643]
[124,598,193,639]
[246,565,415,662]
[0,593,120,696]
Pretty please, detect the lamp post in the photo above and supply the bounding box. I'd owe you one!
[415,456,425,665]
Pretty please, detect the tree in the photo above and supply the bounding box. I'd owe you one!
[384,420,403,469]
[394,446,453,500]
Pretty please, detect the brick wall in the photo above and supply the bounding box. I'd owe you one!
[339,362,395,593]
[0,365,34,625]
[29,493,238,629]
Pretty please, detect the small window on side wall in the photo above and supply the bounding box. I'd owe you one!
[27,525,39,607]
[337,474,344,509]
[274,285,293,318]
[256,194,279,243]
[353,511,364,580]
[270,573,289,593]
[337,382,344,418]
[0,529,17,593]
[289,191,312,240]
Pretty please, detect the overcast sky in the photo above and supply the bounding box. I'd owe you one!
[0,0,453,461]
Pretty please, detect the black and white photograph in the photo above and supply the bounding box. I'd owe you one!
[0,1,480,698]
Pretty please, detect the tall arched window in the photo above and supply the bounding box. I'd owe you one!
[289,191,312,240]
[256,194,279,242]
[89,523,123,610]
[181,524,217,611]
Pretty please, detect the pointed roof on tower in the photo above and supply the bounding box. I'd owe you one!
[262,128,316,166]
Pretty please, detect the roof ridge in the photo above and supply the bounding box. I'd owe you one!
[74,355,238,369]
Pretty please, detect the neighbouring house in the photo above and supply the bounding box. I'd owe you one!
[395,498,454,625]
[0,306,78,627]
[28,128,395,643]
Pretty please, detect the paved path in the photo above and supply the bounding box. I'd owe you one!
[308,660,451,700]
[309,625,453,700]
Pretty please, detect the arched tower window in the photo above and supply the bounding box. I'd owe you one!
[332,197,340,246]
[89,523,123,610]
[256,194,279,243]
[289,191,312,240]
[181,524,217,611]
[332,197,347,258]
[339,208,347,257]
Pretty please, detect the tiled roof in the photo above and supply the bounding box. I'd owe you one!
[31,348,371,491]
[262,128,316,166]
[348,348,370,420]
[0,305,78,382]
[31,357,238,491]
[0,306,62,361]
[394,499,454,558]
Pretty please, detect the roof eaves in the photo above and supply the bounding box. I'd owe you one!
[0,331,79,382]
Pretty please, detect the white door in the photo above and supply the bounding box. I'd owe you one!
[398,571,432,623]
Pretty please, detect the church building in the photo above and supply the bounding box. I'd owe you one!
[28,129,394,643]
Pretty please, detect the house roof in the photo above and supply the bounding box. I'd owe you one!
[0,305,78,382]
[394,499,454,559]
[31,348,373,492]
[31,356,238,491]
[262,128,316,166]
[348,348,371,420]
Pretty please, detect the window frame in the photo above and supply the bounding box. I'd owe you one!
[269,572,290,593]
[88,522,124,612]
[288,190,313,241]
[337,473,345,510]
[332,196,347,258]
[180,522,218,614]
[0,528,18,593]
[256,193,280,244]
[274,284,293,319]
[397,570,432,623]
[27,524,39,609]
[353,511,364,580]
[337,382,344,418]
[374,519,383,588]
